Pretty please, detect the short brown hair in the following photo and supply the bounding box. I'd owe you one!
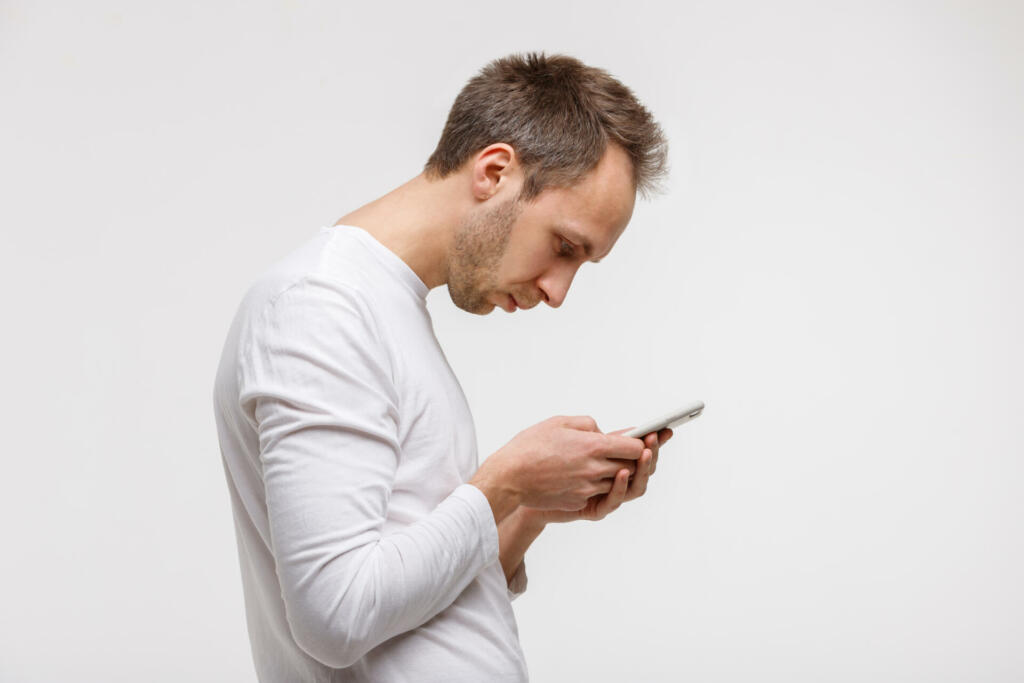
[423,51,669,202]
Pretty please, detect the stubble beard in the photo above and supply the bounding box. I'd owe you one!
[447,196,523,314]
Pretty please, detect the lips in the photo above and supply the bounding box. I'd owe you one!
[507,294,517,312]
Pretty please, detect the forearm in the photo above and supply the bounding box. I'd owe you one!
[497,506,547,583]
[272,484,498,668]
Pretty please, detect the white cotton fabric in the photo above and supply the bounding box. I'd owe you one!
[212,224,529,682]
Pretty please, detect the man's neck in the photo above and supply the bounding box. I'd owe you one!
[335,173,461,290]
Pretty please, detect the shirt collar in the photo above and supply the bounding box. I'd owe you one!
[331,224,429,301]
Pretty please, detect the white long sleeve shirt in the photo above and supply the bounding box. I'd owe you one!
[212,224,529,682]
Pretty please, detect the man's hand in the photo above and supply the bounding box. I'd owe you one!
[533,427,673,524]
[470,415,647,524]
[495,426,674,588]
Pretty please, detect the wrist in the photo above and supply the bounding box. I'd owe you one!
[516,506,549,533]
[469,458,524,525]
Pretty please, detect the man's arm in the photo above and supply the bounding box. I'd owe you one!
[492,429,673,599]
[242,279,502,669]
[491,434,654,587]
[497,506,546,584]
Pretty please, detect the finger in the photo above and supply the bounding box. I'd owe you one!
[602,458,637,478]
[594,469,630,518]
[644,432,659,451]
[595,433,646,460]
[628,449,652,484]
[644,433,660,475]
[625,449,653,500]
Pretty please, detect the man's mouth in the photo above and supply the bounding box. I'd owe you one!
[507,294,518,312]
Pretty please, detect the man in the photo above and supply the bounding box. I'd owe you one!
[213,51,674,681]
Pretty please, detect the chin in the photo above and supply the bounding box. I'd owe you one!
[473,303,496,316]
[450,295,494,316]
[446,280,501,316]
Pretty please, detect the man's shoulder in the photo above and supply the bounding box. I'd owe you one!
[240,228,376,318]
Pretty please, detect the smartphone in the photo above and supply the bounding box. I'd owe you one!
[623,400,705,439]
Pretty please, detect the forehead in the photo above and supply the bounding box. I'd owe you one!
[524,143,636,256]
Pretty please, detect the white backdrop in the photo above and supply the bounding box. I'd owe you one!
[2,1,1021,681]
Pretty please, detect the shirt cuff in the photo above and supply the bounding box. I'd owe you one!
[506,558,528,602]
[451,483,501,567]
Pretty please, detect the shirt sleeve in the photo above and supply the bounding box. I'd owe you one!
[238,276,500,669]
[507,559,528,602]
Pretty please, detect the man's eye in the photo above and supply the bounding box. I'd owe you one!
[558,240,575,257]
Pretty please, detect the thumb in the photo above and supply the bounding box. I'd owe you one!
[607,426,636,436]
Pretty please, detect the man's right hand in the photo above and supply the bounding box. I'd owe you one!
[468,415,646,521]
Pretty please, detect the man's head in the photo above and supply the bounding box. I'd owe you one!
[423,52,669,314]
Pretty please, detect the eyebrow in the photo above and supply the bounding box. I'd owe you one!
[560,227,604,263]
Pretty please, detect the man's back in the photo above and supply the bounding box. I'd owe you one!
[212,224,528,681]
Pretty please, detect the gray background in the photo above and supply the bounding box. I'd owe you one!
[2,1,1021,680]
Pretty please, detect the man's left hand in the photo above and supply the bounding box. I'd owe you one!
[526,427,673,524]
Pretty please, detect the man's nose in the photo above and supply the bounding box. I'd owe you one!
[540,270,577,308]
[542,289,564,308]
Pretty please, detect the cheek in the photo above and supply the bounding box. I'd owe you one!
[504,246,555,283]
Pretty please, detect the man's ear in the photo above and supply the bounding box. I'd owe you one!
[470,143,517,201]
